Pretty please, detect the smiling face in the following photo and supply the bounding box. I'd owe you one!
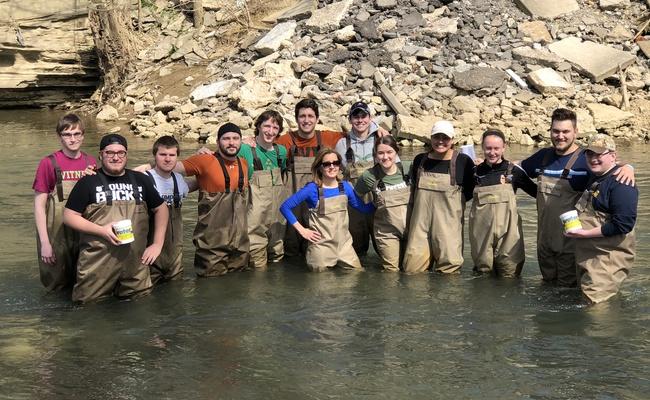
[58,124,84,154]
[320,152,341,180]
[218,132,241,158]
[350,111,371,136]
[376,143,397,170]
[100,143,127,176]
[585,150,616,176]
[430,132,453,155]
[550,120,577,155]
[296,107,317,136]
[257,118,281,147]
[482,135,506,166]
[154,145,178,174]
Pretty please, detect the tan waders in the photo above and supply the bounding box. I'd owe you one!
[469,163,524,277]
[371,165,410,272]
[343,137,375,255]
[305,183,362,272]
[284,132,322,256]
[248,146,287,268]
[193,155,250,276]
[403,152,464,273]
[72,171,152,303]
[37,154,88,291]
[574,182,635,303]
[147,172,183,284]
[536,149,582,286]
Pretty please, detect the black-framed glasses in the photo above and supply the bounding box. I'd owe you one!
[103,150,127,158]
[585,150,611,159]
[60,132,84,139]
[321,160,341,168]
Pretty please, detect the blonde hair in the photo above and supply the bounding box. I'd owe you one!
[311,148,342,187]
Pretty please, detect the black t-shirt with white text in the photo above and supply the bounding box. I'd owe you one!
[65,169,164,213]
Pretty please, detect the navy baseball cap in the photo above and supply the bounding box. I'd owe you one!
[349,101,370,117]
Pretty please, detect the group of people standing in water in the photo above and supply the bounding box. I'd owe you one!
[33,101,638,305]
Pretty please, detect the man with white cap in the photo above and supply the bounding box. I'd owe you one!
[403,121,475,274]
[565,134,638,303]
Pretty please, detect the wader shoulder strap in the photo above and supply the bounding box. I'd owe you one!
[214,153,232,193]
[252,147,264,171]
[126,170,142,205]
[345,135,354,165]
[171,172,181,208]
[449,151,458,186]
[48,154,64,202]
[236,158,244,192]
[505,161,514,177]
[317,185,325,214]
[372,164,386,192]
[273,144,283,171]
[561,148,582,180]
[315,130,322,152]
[97,170,113,206]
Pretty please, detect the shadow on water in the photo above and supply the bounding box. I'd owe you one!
[0,110,648,399]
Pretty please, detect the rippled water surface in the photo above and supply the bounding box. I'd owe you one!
[0,110,648,399]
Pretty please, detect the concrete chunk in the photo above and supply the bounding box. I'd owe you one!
[396,114,433,142]
[513,46,564,68]
[518,21,552,44]
[528,68,573,94]
[599,0,630,10]
[515,0,579,19]
[253,21,297,55]
[190,80,239,101]
[548,36,635,82]
[305,0,353,33]
[587,103,634,130]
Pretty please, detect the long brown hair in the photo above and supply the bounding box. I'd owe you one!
[311,148,342,187]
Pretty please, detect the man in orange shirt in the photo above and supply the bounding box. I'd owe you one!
[173,123,251,276]
[275,99,346,255]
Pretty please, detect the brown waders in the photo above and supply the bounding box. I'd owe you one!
[284,131,321,256]
[403,152,464,273]
[72,171,152,303]
[574,182,635,303]
[343,136,375,255]
[146,171,183,284]
[469,162,525,277]
[306,183,362,272]
[248,145,287,268]
[536,149,582,286]
[37,154,89,291]
[193,154,250,277]
[370,164,410,272]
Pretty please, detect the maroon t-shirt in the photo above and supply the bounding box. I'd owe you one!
[32,150,97,193]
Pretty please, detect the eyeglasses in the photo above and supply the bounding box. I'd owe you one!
[585,150,612,159]
[321,160,341,168]
[103,150,127,158]
[60,132,84,139]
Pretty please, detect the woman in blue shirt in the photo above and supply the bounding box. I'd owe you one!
[280,148,374,271]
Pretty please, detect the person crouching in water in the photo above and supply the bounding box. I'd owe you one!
[402,121,475,274]
[469,129,537,278]
[354,136,410,271]
[63,134,168,303]
[565,134,638,304]
[279,148,374,271]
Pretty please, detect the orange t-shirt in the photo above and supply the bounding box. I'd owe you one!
[182,153,249,193]
[275,130,344,158]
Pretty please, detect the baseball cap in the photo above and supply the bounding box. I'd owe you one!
[349,101,370,117]
[586,134,616,154]
[99,133,128,150]
[217,122,242,139]
[431,120,455,139]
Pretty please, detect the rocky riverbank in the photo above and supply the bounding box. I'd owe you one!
[94,0,650,147]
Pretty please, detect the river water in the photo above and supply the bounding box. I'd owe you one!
[0,110,648,399]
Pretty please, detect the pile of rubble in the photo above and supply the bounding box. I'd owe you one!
[97,0,650,146]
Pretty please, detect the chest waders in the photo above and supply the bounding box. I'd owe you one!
[37,153,89,291]
[469,162,524,277]
[248,145,288,268]
[193,154,250,277]
[574,181,635,303]
[146,171,183,284]
[370,164,410,272]
[284,131,321,256]
[536,149,582,286]
[306,183,362,271]
[72,170,152,303]
[403,151,464,274]
[344,136,376,255]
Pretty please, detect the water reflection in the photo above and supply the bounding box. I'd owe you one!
[0,110,648,399]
